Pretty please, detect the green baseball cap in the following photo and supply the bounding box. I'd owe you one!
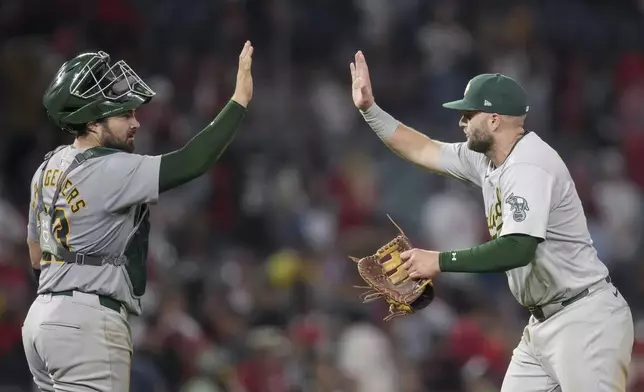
[442,73,529,116]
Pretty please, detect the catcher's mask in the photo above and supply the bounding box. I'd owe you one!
[350,215,435,321]
[43,51,155,135]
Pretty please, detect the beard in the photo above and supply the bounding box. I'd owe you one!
[100,127,135,153]
[466,126,493,153]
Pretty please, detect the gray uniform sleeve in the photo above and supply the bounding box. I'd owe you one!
[499,163,554,241]
[27,164,44,241]
[438,142,488,187]
[102,153,162,213]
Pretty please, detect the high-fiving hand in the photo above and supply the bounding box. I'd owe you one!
[232,41,254,108]
[350,51,375,111]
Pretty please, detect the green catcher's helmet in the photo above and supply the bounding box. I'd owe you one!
[43,51,155,135]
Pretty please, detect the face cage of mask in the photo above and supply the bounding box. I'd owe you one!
[69,51,155,102]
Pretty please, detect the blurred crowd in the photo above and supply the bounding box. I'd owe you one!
[1,0,644,391]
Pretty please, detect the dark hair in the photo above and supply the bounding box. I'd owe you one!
[65,123,88,136]
[74,117,109,137]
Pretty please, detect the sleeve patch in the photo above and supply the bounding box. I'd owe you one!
[505,193,530,222]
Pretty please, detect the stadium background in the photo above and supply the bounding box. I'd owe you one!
[1,0,644,391]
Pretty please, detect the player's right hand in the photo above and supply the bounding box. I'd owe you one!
[232,40,254,108]
[350,51,375,111]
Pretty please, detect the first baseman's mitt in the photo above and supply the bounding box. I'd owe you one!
[349,215,434,321]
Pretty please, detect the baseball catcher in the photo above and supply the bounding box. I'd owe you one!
[22,41,254,392]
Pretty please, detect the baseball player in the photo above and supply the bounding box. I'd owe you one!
[21,41,254,391]
[350,50,634,391]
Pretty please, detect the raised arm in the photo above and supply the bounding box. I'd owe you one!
[158,41,254,193]
[350,50,486,186]
[360,103,445,172]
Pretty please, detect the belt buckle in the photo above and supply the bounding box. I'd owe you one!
[75,253,85,265]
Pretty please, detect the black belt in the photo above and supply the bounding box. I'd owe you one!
[51,290,123,314]
[527,276,611,322]
[58,248,106,266]
[47,248,119,267]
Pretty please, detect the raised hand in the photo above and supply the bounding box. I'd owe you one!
[350,51,375,111]
[232,41,254,108]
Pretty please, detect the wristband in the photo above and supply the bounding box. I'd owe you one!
[360,103,399,140]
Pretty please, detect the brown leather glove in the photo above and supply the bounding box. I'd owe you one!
[350,216,435,321]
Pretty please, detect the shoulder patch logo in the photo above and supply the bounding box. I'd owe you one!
[505,193,529,222]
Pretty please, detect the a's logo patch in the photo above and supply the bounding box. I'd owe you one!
[505,193,529,222]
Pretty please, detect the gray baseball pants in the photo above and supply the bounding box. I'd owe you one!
[22,291,132,392]
[501,279,634,392]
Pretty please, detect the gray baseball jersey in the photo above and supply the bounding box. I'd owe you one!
[438,132,608,306]
[27,145,161,315]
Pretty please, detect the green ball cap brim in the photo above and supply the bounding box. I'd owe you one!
[442,99,480,111]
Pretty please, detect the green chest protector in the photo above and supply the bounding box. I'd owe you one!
[36,146,149,268]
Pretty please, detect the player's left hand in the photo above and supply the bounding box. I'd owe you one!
[401,248,441,280]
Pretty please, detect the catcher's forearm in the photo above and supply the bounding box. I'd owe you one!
[158,100,246,193]
[438,234,538,273]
